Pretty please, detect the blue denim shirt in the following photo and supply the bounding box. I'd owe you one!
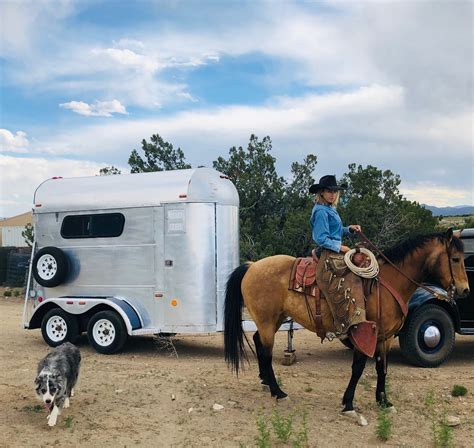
[310,203,351,253]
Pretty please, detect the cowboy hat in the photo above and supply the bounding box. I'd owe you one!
[309,175,347,194]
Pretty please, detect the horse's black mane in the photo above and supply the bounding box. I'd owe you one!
[382,232,464,264]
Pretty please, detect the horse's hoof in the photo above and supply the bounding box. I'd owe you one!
[274,392,288,401]
[342,410,368,426]
[385,406,397,414]
[261,384,270,392]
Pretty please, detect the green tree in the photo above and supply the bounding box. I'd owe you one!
[22,223,34,247]
[213,135,287,260]
[99,166,121,175]
[339,163,438,248]
[463,216,474,229]
[129,134,191,173]
[276,154,318,257]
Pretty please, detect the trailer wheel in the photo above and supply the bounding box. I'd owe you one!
[41,308,79,347]
[32,247,69,288]
[87,310,127,354]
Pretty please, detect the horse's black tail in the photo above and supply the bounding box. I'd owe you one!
[224,262,251,375]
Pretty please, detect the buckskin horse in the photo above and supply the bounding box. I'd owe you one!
[224,229,469,419]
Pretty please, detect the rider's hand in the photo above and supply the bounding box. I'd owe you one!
[340,245,351,253]
[349,225,361,233]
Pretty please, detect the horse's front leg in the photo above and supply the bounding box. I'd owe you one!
[375,340,394,409]
[342,349,367,412]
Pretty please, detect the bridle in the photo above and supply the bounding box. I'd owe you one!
[357,231,456,302]
[444,239,456,300]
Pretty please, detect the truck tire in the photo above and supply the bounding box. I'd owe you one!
[32,247,69,288]
[41,308,79,347]
[399,304,455,367]
[87,310,128,354]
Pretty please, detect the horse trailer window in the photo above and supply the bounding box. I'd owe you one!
[61,213,125,238]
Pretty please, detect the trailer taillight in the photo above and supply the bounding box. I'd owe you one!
[38,296,44,303]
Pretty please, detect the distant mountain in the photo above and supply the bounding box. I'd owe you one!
[422,204,474,216]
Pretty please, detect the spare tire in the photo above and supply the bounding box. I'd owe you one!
[32,247,69,287]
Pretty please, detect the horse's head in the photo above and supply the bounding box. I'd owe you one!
[427,228,469,299]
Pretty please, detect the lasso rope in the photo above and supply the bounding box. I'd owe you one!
[344,248,379,278]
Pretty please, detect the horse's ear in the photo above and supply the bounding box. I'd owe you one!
[445,227,453,241]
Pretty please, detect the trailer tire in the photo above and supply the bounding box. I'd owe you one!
[32,247,69,288]
[41,308,79,347]
[87,310,128,354]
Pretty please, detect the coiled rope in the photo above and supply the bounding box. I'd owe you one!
[344,247,379,278]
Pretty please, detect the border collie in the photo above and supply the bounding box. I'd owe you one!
[35,342,81,427]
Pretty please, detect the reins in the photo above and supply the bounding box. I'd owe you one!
[356,231,454,302]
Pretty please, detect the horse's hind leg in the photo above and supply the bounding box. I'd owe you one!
[253,331,269,387]
[257,327,287,400]
[342,349,368,412]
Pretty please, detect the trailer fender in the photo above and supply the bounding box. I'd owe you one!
[27,297,143,335]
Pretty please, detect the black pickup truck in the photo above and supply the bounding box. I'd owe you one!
[398,228,474,367]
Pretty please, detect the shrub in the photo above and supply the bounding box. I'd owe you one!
[451,385,468,397]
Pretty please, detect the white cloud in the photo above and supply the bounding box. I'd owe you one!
[0,154,127,217]
[59,100,128,117]
[0,0,75,56]
[91,48,161,73]
[23,85,471,206]
[0,129,30,153]
[400,182,474,208]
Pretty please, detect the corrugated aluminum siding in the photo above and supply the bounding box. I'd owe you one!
[1,226,28,247]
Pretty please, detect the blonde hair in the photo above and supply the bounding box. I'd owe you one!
[314,190,340,207]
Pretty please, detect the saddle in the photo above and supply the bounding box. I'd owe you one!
[288,250,319,294]
[289,249,378,358]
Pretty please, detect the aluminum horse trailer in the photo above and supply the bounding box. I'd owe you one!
[23,168,241,353]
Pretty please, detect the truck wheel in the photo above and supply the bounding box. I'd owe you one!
[87,310,127,354]
[41,308,79,347]
[32,247,69,288]
[399,304,455,367]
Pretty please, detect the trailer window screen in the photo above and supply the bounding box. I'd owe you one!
[61,213,125,238]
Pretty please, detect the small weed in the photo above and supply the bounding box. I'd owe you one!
[270,408,293,442]
[359,377,371,391]
[13,289,20,297]
[376,407,392,441]
[22,405,43,413]
[4,290,12,297]
[451,385,467,397]
[424,389,435,409]
[304,386,313,393]
[276,375,283,387]
[255,411,271,448]
[64,416,74,428]
[434,414,454,448]
[425,390,455,448]
[293,410,309,448]
[153,335,179,358]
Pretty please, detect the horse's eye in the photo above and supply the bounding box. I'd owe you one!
[452,257,460,263]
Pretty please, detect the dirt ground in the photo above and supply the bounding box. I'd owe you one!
[1,294,474,448]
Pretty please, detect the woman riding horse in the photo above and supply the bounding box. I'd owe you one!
[309,175,374,356]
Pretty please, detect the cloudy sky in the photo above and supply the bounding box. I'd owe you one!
[0,0,472,217]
